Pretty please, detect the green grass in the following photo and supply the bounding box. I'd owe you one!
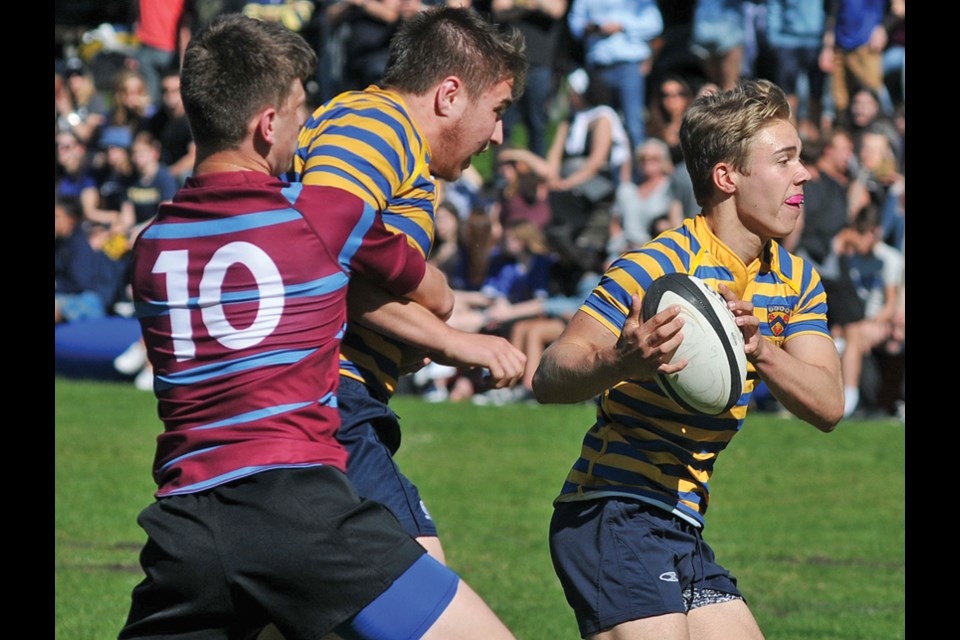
[55,377,905,639]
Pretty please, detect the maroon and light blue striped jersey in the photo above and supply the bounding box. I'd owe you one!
[131,171,427,497]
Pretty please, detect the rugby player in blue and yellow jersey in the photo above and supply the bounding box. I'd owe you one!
[120,14,517,640]
[291,6,528,564]
[534,80,844,640]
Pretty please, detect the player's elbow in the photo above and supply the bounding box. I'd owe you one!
[428,287,455,322]
[811,401,844,433]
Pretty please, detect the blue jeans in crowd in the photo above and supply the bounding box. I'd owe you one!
[594,61,646,152]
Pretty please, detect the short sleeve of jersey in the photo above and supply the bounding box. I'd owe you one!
[295,185,425,298]
[293,90,436,258]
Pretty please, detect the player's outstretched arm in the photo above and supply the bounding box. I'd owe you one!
[718,284,843,431]
[348,278,526,388]
[533,295,686,404]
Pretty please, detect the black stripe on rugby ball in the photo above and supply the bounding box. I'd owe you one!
[640,273,743,415]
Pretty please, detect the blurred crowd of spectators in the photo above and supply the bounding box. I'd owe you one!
[55,0,905,419]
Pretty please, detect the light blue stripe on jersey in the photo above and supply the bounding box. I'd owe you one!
[154,347,315,390]
[339,201,377,270]
[281,182,303,205]
[191,401,315,431]
[159,393,340,470]
[141,208,301,240]
[161,462,324,496]
[134,272,350,318]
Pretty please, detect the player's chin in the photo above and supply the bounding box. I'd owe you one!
[778,206,801,231]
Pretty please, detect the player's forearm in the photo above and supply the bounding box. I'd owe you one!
[532,341,622,404]
[751,339,843,432]
[348,278,458,351]
[405,263,454,321]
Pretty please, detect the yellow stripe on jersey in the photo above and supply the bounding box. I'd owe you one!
[294,88,437,397]
[560,215,831,526]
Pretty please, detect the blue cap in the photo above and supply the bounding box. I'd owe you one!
[99,126,132,150]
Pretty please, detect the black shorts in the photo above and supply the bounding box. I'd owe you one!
[119,466,427,639]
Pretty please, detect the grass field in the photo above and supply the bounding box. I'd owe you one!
[55,376,905,639]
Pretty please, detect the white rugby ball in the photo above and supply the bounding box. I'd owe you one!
[640,273,748,415]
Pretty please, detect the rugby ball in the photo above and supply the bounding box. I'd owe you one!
[640,273,748,415]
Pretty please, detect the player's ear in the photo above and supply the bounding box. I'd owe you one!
[255,107,279,145]
[713,162,737,195]
[435,76,463,118]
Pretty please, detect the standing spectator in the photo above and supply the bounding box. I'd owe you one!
[820,0,892,127]
[882,0,905,111]
[142,67,196,185]
[132,0,191,104]
[492,0,568,156]
[690,0,747,91]
[765,0,829,141]
[567,0,663,151]
[326,0,402,91]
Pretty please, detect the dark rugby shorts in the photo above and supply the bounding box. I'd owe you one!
[120,466,435,639]
[337,377,438,538]
[549,497,743,637]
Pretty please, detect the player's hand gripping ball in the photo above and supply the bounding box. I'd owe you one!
[641,273,748,415]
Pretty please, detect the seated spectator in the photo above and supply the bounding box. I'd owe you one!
[490,151,552,241]
[103,68,155,145]
[55,198,131,325]
[646,74,694,167]
[472,271,597,405]
[57,57,109,146]
[55,130,102,224]
[88,126,137,232]
[848,126,902,220]
[606,137,683,262]
[141,66,195,185]
[118,131,180,239]
[832,201,904,417]
[498,68,631,275]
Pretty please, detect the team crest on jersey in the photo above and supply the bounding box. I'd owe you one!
[767,305,791,337]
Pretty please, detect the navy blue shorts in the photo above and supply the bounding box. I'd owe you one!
[337,377,438,538]
[549,497,743,637]
[120,466,435,639]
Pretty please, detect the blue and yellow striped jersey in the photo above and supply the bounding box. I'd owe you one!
[558,215,832,527]
[293,88,437,397]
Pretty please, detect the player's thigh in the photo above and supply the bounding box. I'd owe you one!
[417,534,446,565]
[420,578,515,640]
[688,598,764,640]
[587,613,689,640]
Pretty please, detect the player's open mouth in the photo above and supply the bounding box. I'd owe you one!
[785,195,804,206]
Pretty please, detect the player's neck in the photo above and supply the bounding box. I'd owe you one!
[194,149,267,177]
